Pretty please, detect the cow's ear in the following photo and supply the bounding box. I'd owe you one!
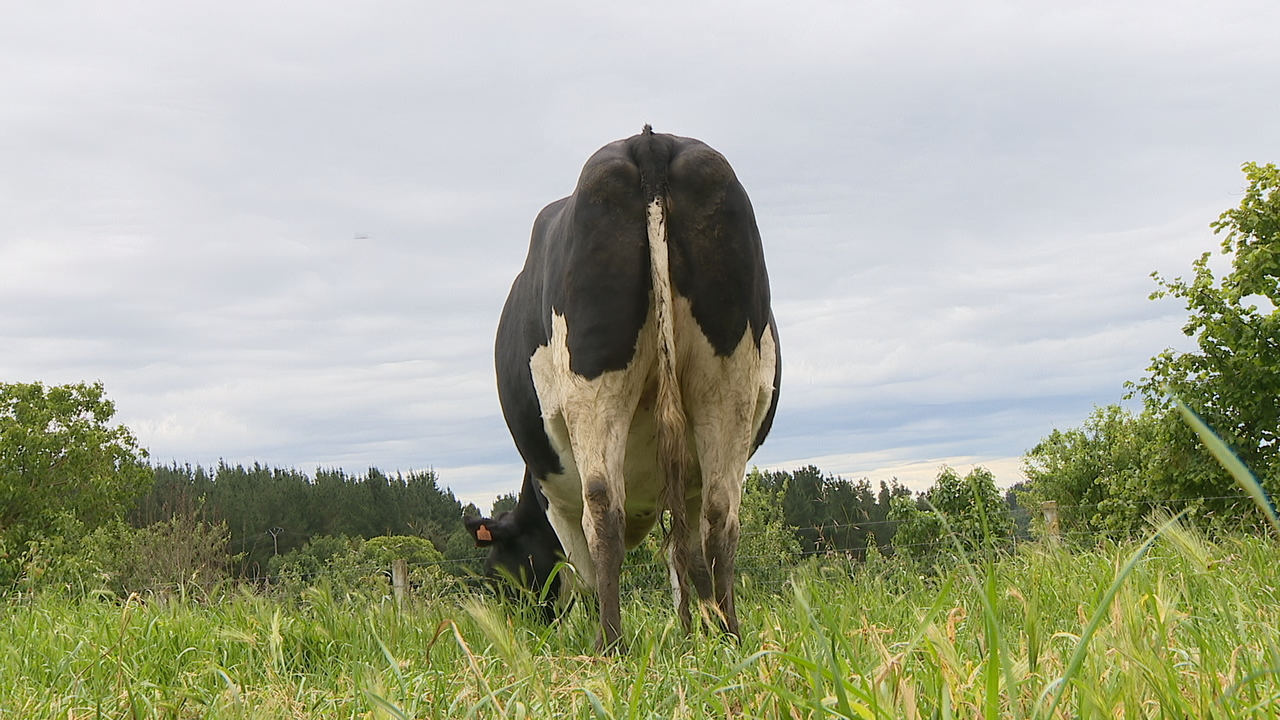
[465,516,495,547]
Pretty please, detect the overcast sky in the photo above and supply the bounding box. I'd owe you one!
[3,1,1277,506]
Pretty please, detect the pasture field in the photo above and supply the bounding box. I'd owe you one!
[3,529,1279,719]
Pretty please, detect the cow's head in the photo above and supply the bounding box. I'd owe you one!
[465,470,566,622]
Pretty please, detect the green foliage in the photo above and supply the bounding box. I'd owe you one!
[736,468,802,584]
[490,493,518,516]
[359,535,446,568]
[267,534,451,599]
[1173,395,1280,538]
[67,514,231,597]
[1024,404,1166,533]
[751,465,910,556]
[890,465,1013,561]
[1004,481,1034,538]
[0,382,152,591]
[1025,162,1280,534]
[136,463,481,576]
[887,493,942,556]
[1134,161,1280,509]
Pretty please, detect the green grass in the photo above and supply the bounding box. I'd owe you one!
[3,528,1279,718]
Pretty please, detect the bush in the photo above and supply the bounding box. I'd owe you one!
[737,468,802,587]
[31,513,231,598]
[890,465,1013,564]
[268,534,453,599]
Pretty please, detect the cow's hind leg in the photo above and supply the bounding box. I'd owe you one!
[582,473,625,651]
[684,491,715,603]
[670,489,714,632]
[683,407,752,636]
[561,390,644,653]
[699,471,744,635]
[683,325,772,637]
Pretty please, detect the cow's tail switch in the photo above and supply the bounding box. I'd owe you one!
[634,125,692,628]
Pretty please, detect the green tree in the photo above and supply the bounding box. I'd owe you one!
[268,534,449,598]
[1023,163,1280,534]
[490,493,518,516]
[129,463,481,577]
[739,468,801,568]
[870,479,913,548]
[748,466,910,554]
[890,466,1012,562]
[0,382,152,589]
[1132,161,1280,519]
[1023,404,1162,534]
[782,465,825,551]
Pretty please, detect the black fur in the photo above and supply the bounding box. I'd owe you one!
[495,129,779,479]
[464,468,565,621]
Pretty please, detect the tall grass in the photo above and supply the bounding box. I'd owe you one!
[3,528,1278,718]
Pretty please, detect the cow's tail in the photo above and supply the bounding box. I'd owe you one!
[634,124,692,628]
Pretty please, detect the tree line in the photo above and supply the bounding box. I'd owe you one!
[0,381,1021,593]
[133,463,481,577]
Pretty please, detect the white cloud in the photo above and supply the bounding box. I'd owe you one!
[1,0,1277,506]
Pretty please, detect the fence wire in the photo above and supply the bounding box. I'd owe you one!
[19,490,1272,602]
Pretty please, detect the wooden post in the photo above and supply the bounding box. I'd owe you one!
[1042,501,1060,540]
[392,558,408,606]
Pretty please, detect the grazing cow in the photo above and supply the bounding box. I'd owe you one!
[463,468,565,622]
[467,126,780,651]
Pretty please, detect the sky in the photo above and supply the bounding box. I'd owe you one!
[3,1,1278,507]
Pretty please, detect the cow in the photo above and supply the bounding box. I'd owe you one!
[463,468,565,622]
[467,126,780,652]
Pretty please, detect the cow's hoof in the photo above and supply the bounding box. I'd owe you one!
[594,633,628,655]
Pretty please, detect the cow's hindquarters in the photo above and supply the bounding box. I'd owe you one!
[529,309,661,651]
[676,297,779,635]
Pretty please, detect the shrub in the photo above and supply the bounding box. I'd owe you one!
[891,465,1013,564]
[33,513,231,598]
[268,534,453,599]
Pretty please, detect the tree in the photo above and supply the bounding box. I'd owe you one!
[1023,404,1164,534]
[1023,163,1280,534]
[1132,162,1280,517]
[749,465,911,555]
[1004,482,1033,539]
[267,534,449,598]
[782,465,826,551]
[490,493,518,516]
[890,466,1012,562]
[0,382,152,588]
[739,468,801,563]
[128,462,481,577]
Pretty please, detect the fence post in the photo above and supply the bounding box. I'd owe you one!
[1041,501,1060,540]
[392,558,408,606]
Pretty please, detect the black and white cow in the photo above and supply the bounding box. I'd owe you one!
[463,468,565,622]
[467,126,780,651]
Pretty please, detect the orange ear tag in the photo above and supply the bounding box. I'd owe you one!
[476,524,492,542]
